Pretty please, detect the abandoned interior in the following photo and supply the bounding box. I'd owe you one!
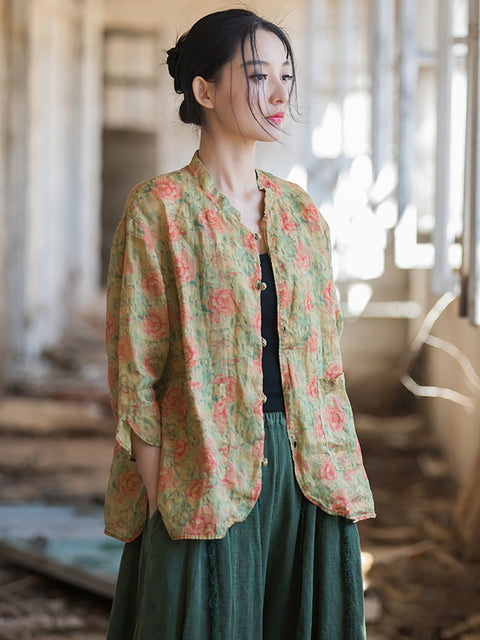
[1,0,480,638]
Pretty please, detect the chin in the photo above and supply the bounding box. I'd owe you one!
[257,130,283,143]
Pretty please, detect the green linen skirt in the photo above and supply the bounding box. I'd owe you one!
[106,411,366,640]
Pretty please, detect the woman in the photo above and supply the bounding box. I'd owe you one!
[104,8,375,640]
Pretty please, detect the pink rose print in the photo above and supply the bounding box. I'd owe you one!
[276,279,292,310]
[252,311,262,333]
[158,466,175,492]
[307,376,319,399]
[306,329,318,354]
[142,354,158,377]
[324,363,343,381]
[117,335,133,364]
[142,271,165,298]
[295,241,311,270]
[206,288,235,322]
[313,412,325,438]
[321,280,335,313]
[167,219,181,243]
[319,460,337,481]
[325,398,346,431]
[162,386,186,414]
[242,233,257,251]
[251,356,263,375]
[143,307,169,340]
[197,447,218,475]
[174,438,189,463]
[331,490,351,514]
[152,179,183,202]
[175,251,195,284]
[301,202,320,224]
[184,479,209,501]
[213,398,228,427]
[198,208,227,234]
[184,339,199,368]
[183,505,217,537]
[122,252,135,276]
[304,293,313,313]
[221,463,240,491]
[260,175,282,197]
[212,374,237,400]
[279,210,296,233]
[116,471,143,504]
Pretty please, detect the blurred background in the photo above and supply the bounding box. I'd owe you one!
[1,0,480,638]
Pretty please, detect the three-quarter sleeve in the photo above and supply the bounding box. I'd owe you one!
[105,201,169,457]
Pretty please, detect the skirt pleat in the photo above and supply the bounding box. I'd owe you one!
[106,411,366,640]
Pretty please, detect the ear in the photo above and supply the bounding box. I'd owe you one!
[192,76,215,111]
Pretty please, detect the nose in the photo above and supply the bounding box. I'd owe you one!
[270,77,289,105]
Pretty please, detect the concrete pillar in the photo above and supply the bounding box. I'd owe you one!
[0,0,6,391]
[22,0,103,356]
[371,0,395,180]
[2,0,30,375]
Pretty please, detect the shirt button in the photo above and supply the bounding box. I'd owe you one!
[262,393,267,404]
[261,457,268,466]
[261,337,267,347]
[253,232,262,240]
[255,280,267,291]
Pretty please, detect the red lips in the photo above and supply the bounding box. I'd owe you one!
[266,112,284,125]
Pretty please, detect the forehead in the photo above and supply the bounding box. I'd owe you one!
[240,29,289,63]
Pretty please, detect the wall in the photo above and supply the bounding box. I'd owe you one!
[424,295,480,484]
[0,0,6,390]
[0,0,104,384]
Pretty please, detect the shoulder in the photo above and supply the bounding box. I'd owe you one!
[258,170,328,231]
[126,165,190,210]
[122,164,196,230]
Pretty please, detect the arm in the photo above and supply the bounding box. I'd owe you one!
[106,194,170,519]
[131,431,161,518]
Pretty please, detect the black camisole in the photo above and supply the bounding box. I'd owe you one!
[260,253,285,412]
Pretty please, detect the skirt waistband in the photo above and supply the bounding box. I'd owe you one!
[263,410,286,428]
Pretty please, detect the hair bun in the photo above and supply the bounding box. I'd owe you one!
[166,46,180,79]
[166,34,186,93]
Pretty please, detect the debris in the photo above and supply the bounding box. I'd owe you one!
[367,540,434,565]
[0,397,112,436]
[441,614,480,639]
[364,592,383,623]
[0,541,115,600]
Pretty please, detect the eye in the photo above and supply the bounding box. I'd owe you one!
[249,73,268,82]
[282,74,294,82]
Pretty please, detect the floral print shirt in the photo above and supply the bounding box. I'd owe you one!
[104,152,375,542]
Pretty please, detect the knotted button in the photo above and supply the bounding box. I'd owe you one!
[253,232,262,240]
[261,337,267,347]
[255,280,267,291]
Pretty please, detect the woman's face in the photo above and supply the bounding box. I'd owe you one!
[206,29,293,143]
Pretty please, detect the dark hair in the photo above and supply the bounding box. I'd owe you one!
[166,8,297,128]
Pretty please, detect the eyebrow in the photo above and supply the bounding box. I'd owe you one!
[244,59,291,67]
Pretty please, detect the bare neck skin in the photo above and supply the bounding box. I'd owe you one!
[198,131,267,253]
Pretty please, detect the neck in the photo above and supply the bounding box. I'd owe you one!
[197,130,258,198]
